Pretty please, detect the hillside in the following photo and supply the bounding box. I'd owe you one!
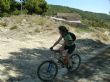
[0,15,110,82]
[46,5,110,29]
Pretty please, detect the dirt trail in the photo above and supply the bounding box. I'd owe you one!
[0,15,110,82]
[0,32,110,82]
[0,33,58,82]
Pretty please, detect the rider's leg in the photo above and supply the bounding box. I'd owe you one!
[58,45,75,66]
[64,53,72,67]
[64,44,76,67]
[64,54,69,65]
[58,46,69,65]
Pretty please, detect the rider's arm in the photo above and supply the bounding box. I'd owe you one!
[52,36,62,48]
[60,40,66,50]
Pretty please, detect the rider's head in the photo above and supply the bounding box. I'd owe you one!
[58,26,68,36]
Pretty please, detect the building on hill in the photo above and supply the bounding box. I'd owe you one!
[51,13,84,27]
[57,13,81,21]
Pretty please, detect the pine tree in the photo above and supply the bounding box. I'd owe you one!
[24,0,48,15]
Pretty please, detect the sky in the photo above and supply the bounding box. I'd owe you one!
[16,0,110,14]
[46,0,110,14]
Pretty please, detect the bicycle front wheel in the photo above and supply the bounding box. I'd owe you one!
[37,60,58,81]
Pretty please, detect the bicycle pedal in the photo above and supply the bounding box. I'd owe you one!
[72,61,76,64]
[68,66,72,69]
[57,60,60,63]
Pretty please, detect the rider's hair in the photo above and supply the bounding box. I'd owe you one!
[58,26,68,35]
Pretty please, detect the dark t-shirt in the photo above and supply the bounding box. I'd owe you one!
[63,33,74,46]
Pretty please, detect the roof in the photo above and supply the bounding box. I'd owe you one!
[57,13,81,21]
[51,17,81,23]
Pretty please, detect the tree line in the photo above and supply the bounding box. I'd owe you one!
[0,0,48,16]
[45,5,110,29]
[0,1,110,29]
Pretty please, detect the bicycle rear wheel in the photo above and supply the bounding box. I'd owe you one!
[69,54,81,72]
[37,60,58,81]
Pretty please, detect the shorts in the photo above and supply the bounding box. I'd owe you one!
[64,44,76,54]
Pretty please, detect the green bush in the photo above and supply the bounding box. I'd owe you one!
[0,22,7,27]
[35,28,40,33]
[76,27,93,33]
[12,10,21,15]
[12,9,28,15]
[2,13,10,17]
[10,25,18,30]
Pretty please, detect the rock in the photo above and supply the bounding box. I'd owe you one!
[78,78,93,82]
[56,68,68,80]
[104,31,110,35]
[17,79,40,82]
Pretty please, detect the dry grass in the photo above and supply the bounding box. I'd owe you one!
[91,31,110,41]
[0,15,109,44]
[35,28,41,33]
[10,15,59,30]
[10,25,18,30]
[0,22,7,27]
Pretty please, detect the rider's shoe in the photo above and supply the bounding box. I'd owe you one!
[68,66,72,70]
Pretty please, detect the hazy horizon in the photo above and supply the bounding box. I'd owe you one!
[46,0,110,14]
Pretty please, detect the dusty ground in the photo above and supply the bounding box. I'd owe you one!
[0,32,110,82]
[0,15,110,82]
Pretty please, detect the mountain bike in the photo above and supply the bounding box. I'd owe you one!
[37,49,81,81]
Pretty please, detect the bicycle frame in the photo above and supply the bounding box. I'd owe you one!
[37,50,81,81]
[46,50,73,73]
[47,61,54,73]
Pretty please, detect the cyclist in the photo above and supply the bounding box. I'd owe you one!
[50,26,76,68]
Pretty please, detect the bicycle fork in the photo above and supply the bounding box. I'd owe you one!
[47,61,53,73]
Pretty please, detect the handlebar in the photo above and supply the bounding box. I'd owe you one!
[50,49,60,53]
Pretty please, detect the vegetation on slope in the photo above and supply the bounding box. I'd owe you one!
[46,5,110,29]
[0,1,110,29]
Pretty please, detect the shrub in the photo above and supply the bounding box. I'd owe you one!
[0,22,7,27]
[34,28,40,32]
[12,10,21,15]
[10,25,18,30]
[2,13,10,17]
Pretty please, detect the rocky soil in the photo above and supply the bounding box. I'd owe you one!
[0,15,110,82]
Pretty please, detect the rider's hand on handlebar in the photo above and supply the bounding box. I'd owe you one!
[50,47,53,51]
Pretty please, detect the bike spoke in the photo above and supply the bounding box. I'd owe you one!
[37,61,58,81]
[69,54,81,72]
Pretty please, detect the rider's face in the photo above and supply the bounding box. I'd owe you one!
[59,30,64,36]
